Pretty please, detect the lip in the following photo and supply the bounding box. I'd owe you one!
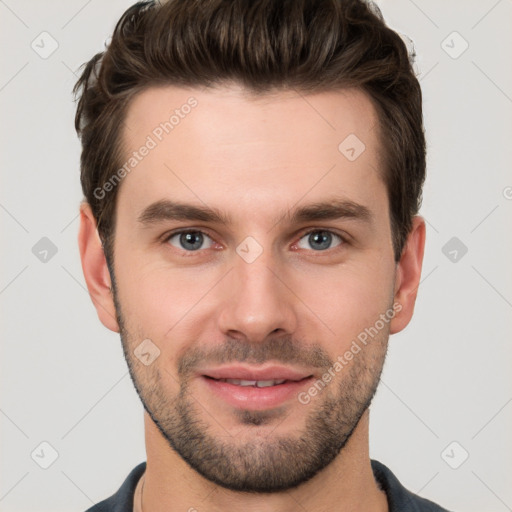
[198,365,315,410]
[200,364,313,382]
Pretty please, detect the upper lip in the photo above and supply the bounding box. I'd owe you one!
[200,365,313,382]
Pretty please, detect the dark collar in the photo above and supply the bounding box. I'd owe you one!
[85,459,451,512]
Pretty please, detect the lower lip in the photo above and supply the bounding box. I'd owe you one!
[200,376,314,410]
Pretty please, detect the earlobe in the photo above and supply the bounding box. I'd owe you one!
[77,201,120,333]
[389,216,426,335]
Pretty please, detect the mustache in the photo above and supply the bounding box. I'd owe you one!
[177,335,333,377]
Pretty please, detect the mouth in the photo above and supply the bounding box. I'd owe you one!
[198,365,315,410]
[208,377,292,388]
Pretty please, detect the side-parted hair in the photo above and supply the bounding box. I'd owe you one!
[73,0,425,266]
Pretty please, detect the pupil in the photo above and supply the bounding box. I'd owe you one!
[181,232,203,250]
[309,231,331,250]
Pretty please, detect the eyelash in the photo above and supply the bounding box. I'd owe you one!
[161,228,349,255]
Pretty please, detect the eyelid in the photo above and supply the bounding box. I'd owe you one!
[292,228,348,251]
[160,227,350,253]
[297,227,348,241]
[162,228,218,247]
[162,227,211,238]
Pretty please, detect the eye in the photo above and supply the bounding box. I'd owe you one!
[166,230,215,251]
[296,230,344,251]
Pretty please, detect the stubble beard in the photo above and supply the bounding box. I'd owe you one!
[111,278,389,493]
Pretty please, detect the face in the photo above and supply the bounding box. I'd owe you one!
[108,84,399,492]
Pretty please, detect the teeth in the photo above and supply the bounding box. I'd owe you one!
[238,380,257,386]
[256,379,285,387]
[220,378,287,387]
[255,380,275,388]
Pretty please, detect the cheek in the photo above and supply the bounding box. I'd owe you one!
[292,259,395,347]
[114,258,216,341]
[114,236,396,359]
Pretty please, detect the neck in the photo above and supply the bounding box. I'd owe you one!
[140,410,388,512]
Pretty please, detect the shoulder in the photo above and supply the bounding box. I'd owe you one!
[84,462,146,512]
[371,459,453,512]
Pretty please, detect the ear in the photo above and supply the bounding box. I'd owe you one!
[77,201,120,333]
[389,216,426,335]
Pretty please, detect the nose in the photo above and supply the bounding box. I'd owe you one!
[217,249,298,343]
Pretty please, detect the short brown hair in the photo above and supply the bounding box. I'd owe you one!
[73,0,425,266]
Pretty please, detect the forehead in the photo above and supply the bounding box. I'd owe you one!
[118,84,385,224]
[123,84,380,152]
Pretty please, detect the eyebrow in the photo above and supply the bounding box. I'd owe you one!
[137,198,373,228]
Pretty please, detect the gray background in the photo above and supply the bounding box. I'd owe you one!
[1,0,511,510]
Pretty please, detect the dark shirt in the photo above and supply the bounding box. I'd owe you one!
[84,459,452,511]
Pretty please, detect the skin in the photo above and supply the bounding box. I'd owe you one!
[78,84,425,512]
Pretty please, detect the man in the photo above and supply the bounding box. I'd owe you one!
[74,0,450,510]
